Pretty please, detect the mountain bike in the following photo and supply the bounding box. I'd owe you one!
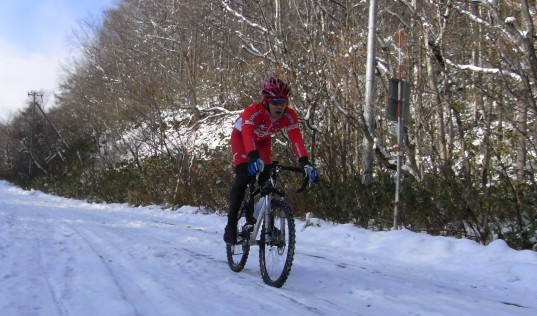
[226,162,309,288]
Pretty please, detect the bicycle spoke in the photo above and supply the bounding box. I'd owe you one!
[259,200,295,288]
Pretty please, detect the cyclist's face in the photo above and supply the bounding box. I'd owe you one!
[268,99,288,120]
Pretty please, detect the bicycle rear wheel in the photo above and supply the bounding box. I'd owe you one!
[226,202,251,272]
[259,199,295,288]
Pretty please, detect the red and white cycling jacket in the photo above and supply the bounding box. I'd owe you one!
[230,102,308,166]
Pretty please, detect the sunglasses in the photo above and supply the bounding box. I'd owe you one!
[270,98,288,105]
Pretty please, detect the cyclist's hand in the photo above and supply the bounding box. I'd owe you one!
[303,163,318,184]
[299,157,318,184]
[247,151,264,176]
[248,158,264,176]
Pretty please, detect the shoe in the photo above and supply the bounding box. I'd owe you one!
[223,225,237,244]
[242,219,256,233]
[243,224,254,233]
[238,223,253,240]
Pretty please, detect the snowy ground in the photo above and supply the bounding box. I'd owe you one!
[0,180,536,316]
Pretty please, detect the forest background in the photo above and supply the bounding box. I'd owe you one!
[1,0,536,250]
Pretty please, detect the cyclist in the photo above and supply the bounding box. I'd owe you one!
[224,76,318,244]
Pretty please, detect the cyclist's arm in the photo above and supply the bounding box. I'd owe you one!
[240,105,261,155]
[285,109,308,159]
[241,123,257,155]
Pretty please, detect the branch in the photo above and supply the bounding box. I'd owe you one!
[198,106,241,115]
[453,5,523,45]
[20,141,48,175]
[398,0,416,14]
[384,9,411,28]
[220,1,268,33]
[444,58,522,81]
[241,41,268,59]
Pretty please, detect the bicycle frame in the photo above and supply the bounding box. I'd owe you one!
[247,195,278,246]
[245,163,307,246]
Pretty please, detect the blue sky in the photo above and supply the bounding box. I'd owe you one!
[0,0,117,122]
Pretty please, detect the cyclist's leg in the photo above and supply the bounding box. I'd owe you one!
[224,164,250,243]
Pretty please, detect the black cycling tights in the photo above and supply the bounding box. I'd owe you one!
[228,163,270,224]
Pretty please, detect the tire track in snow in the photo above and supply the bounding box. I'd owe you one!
[0,208,68,316]
[55,207,330,315]
[58,224,142,316]
[36,239,69,316]
[38,209,169,316]
[37,207,261,315]
[30,208,138,316]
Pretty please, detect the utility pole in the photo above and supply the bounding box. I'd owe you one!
[362,0,378,185]
[27,91,43,176]
[386,31,410,230]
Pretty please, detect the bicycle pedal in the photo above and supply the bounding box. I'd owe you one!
[242,223,255,233]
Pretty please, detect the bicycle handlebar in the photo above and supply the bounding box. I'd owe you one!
[272,163,310,193]
[279,165,309,193]
[250,162,311,194]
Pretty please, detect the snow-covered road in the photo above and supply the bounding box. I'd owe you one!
[1,180,536,316]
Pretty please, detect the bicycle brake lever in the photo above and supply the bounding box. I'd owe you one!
[296,175,309,193]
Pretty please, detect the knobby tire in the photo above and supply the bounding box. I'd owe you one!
[259,199,296,288]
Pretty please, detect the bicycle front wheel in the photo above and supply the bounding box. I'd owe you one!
[259,199,296,288]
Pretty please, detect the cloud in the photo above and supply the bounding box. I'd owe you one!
[0,41,64,122]
[0,0,115,123]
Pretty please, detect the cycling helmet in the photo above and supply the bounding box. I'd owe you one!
[261,76,290,98]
